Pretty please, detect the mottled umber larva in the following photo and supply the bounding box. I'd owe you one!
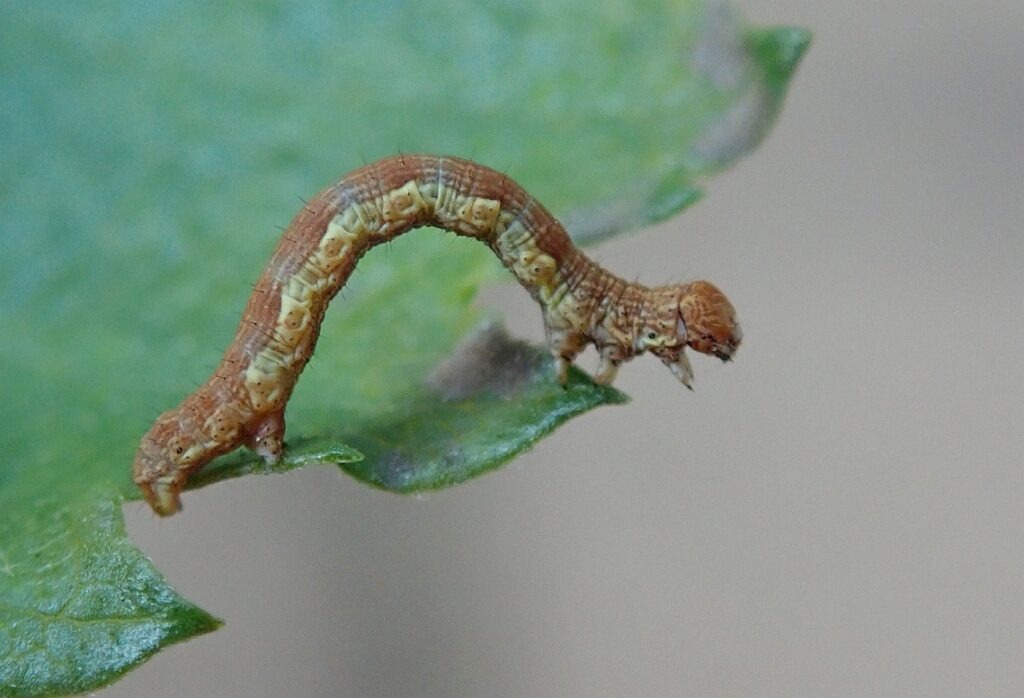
[134,155,741,515]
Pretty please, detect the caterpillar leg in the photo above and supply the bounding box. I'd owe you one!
[546,326,587,387]
[245,410,286,465]
[594,345,626,386]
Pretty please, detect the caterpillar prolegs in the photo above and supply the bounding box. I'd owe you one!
[133,155,742,515]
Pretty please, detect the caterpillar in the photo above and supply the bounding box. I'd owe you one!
[134,155,741,515]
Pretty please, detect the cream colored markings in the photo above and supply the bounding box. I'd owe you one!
[244,182,435,412]
[455,194,501,236]
[494,210,529,259]
[381,180,430,223]
[495,208,578,384]
[449,192,559,302]
[436,189,501,239]
[496,210,578,385]
[515,249,557,297]
[203,404,242,445]
[246,208,350,411]
[493,210,557,298]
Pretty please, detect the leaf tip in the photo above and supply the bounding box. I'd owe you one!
[163,604,225,643]
[747,25,812,85]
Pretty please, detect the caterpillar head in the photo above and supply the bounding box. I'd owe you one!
[679,280,741,360]
[644,280,741,388]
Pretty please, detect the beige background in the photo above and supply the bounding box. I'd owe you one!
[108,1,1023,695]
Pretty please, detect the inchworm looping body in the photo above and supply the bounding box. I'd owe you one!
[134,155,741,515]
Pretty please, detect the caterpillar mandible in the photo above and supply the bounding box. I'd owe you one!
[134,155,742,515]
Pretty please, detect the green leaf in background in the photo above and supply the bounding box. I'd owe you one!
[0,1,808,694]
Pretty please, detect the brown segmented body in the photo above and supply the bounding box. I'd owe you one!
[134,155,741,515]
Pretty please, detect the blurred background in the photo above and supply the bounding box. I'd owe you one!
[111,0,1022,695]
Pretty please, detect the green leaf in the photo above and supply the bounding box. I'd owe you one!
[0,1,808,694]
[0,497,220,696]
[341,323,628,492]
